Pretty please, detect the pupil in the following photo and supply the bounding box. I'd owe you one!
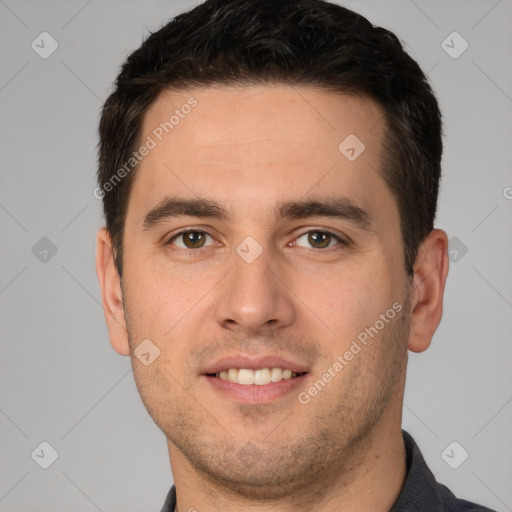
[186,231,204,248]
[309,231,330,248]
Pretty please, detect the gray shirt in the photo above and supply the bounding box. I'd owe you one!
[160,430,496,511]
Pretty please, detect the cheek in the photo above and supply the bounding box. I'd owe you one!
[292,258,394,347]
[123,255,198,334]
[122,262,222,379]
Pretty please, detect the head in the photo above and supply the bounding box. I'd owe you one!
[96,0,448,502]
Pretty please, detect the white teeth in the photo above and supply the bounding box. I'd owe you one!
[237,369,254,385]
[254,368,272,385]
[270,367,283,382]
[215,367,300,385]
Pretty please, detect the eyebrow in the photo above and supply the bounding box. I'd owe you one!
[142,197,229,230]
[142,195,372,231]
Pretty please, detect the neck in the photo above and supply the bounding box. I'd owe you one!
[168,415,407,512]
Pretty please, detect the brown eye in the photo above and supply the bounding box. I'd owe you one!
[309,231,331,248]
[295,230,343,249]
[168,230,213,249]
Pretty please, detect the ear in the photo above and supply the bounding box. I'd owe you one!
[95,227,130,356]
[407,229,449,353]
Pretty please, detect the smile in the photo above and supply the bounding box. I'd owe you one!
[212,367,306,385]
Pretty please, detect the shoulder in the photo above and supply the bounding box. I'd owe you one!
[390,430,497,512]
[435,480,497,511]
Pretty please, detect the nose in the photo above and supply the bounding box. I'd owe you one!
[214,245,296,336]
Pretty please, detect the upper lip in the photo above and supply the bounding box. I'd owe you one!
[201,355,311,375]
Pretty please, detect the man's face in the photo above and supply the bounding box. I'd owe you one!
[120,85,411,498]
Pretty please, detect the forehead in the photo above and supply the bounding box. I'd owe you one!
[142,84,384,159]
[129,84,397,232]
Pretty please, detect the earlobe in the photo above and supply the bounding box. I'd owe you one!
[95,227,131,356]
[407,229,449,353]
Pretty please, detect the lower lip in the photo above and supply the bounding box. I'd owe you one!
[203,374,309,404]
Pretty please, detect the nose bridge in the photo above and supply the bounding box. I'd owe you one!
[214,240,295,333]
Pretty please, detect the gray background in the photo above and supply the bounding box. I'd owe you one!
[1,0,511,511]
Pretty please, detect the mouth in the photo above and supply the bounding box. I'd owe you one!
[207,367,308,385]
[201,356,311,403]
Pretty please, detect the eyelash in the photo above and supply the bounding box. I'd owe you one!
[165,228,349,252]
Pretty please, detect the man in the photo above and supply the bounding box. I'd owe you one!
[94,0,496,510]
